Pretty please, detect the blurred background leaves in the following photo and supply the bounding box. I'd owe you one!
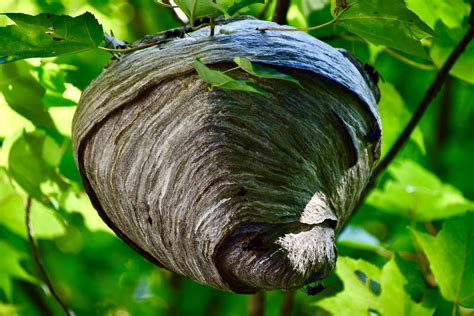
[0,0,473,315]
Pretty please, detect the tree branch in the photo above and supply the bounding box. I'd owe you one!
[352,17,474,213]
[373,23,474,178]
[248,292,265,316]
[25,197,73,316]
[279,290,295,316]
[272,0,290,24]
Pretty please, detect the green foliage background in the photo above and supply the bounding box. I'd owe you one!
[0,0,473,315]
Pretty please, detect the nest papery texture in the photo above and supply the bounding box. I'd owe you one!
[72,18,381,293]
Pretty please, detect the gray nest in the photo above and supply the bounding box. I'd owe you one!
[72,17,382,293]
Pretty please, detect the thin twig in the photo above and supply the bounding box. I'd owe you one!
[320,33,436,70]
[452,300,459,316]
[279,290,295,316]
[26,197,73,316]
[352,17,474,214]
[272,0,290,25]
[373,23,474,178]
[248,292,265,316]
[257,19,336,32]
[98,42,161,54]
[258,3,354,31]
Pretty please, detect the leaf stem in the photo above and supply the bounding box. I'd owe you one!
[256,19,336,32]
[25,197,73,316]
[452,301,458,316]
[248,292,265,316]
[257,3,353,32]
[352,16,474,214]
[222,66,241,73]
[383,47,435,70]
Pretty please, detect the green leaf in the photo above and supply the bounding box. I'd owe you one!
[0,241,36,300]
[334,0,434,58]
[0,61,57,131]
[380,258,436,316]
[173,0,261,25]
[315,257,380,315]
[233,57,302,87]
[173,0,227,24]
[227,0,265,16]
[0,12,103,63]
[316,257,436,316]
[218,79,268,95]
[194,58,235,85]
[7,130,65,201]
[412,212,474,307]
[33,63,79,108]
[405,0,470,29]
[0,171,66,239]
[194,58,266,95]
[0,303,18,316]
[59,188,112,233]
[431,22,474,84]
[378,81,425,157]
[367,160,474,221]
[0,180,66,239]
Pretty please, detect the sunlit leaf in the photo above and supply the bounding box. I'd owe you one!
[378,81,425,157]
[0,302,18,316]
[316,256,435,315]
[334,0,434,58]
[233,57,302,87]
[0,178,66,238]
[405,0,470,29]
[367,160,474,221]
[412,212,474,307]
[315,257,380,315]
[0,12,103,63]
[0,241,36,300]
[379,258,436,316]
[33,63,79,108]
[59,188,112,233]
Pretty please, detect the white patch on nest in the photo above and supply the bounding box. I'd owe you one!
[276,226,336,274]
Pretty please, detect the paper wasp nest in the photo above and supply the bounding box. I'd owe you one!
[72,17,381,293]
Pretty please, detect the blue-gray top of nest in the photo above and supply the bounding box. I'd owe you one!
[72,17,382,293]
